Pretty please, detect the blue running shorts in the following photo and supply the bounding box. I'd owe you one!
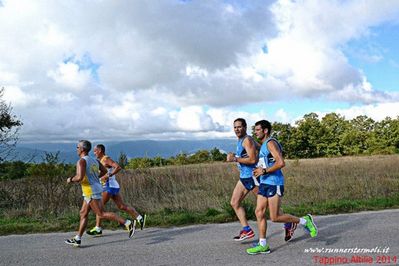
[103,187,120,196]
[240,176,260,191]
[258,184,284,198]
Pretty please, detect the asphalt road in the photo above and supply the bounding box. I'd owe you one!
[1,209,398,266]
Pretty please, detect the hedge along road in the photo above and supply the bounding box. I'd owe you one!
[1,209,398,266]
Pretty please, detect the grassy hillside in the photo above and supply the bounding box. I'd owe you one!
[1,155,398,235]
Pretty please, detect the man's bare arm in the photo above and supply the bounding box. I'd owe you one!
[237,137,257,165]
[67,159,86,183]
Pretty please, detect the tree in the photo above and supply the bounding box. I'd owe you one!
[173,152,189,165]
[210,147,226,161]
[118,151,128,169]
[0,160,30,180]
[368,116,399,154]
[319,113,349,156]
[189,150,211,163]
[290,113,323,158]
[0,88,22,161]
[127,157,153,169]
[153,156,169,167]
[341,115,375,155]
[271,122,294,158]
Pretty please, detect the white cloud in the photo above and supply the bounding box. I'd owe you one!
[36,23,71,47]
[47,62,92,90]
[335,102,399,121]
[1,0,399,142]
[0,69,19,84]
[174,106,215,132]
[252,0,399,102]
[2,86,34,107]
[275,108,290,123]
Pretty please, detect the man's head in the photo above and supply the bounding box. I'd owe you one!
[254,120,272,142]
[233,118,247,138]
[77,140,91,156]
[93,144,105,159]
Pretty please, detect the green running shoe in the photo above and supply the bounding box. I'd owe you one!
[303,214,318,237]
[246,244,271,255]
[86,227,102,237]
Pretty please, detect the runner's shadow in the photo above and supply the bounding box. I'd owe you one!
[274,215,369,247]
[145,226,207,245]
[314,215,367,246]
[79,238,131,248]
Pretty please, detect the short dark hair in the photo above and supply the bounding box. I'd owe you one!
[79,140,92,152]
[255,120,272,134]
[96,144,105,153]
[234,118,247,128]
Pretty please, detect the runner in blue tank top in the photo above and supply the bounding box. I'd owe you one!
[226,118,259,241]
[246,120,318,255]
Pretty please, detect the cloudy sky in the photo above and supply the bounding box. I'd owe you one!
[1,0,399,142]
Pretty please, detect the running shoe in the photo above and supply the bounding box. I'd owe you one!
[284,222,297,242]
[233,228,255,241]
[64,237,81,247]
[126,219,136,238]
[86,227,102,237]
[137,214,147,230]
[303,214,318,237]
[246,243,270,255]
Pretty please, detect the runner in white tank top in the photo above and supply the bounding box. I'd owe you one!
[86,144,147,236]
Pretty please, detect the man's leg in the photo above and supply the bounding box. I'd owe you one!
[246,194,270,255]
[230,180,250,227]
[78,200,92,236]
[90,199,136,238]
[283,210,297,242]
[97,192,111,226]
[112,193,146,230]
[230,181,254,241]
[65,200,90,247]
[251,186,259,195]
[255,194,268,240]
[87,192,111,236]
[268,195,300,224]
[268,192,317,238]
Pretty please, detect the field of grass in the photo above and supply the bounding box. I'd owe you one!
[1,154,399,235]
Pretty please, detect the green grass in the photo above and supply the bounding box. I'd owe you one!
[1,193,398,235]
[0,212,78,235]
[281,193,399,217]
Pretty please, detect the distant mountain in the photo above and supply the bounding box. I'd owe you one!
[9,146,80,163]
[13,139,237,163]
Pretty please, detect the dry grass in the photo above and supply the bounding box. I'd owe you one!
[113,154,399,214]
[283,155,399,206]
[118,162,240,213]
[1,155,398,218]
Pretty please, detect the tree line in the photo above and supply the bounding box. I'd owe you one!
[123,112,399,169]
[267,112,399,158]
[1,112,399,180]
[120,147,226,169]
